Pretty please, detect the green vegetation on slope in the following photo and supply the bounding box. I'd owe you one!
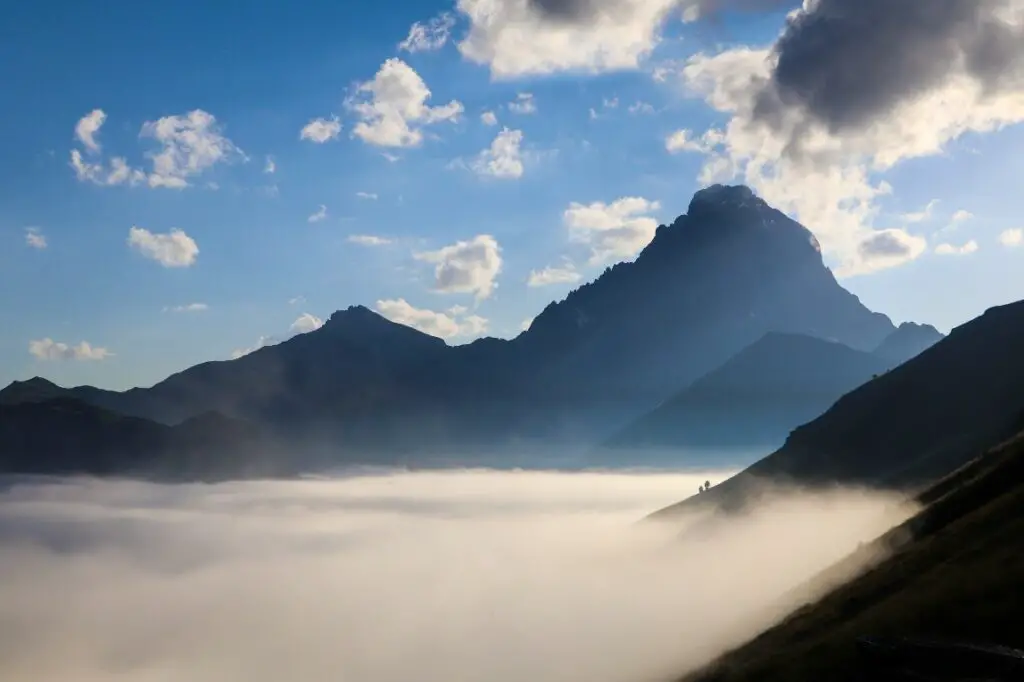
[681,430,1024,682]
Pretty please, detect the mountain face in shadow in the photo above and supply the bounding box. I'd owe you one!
[873,322,944,364]
[651,299,1024,518]
[0,398,289,481]
[603,333,895,452]
[4,185,904,465]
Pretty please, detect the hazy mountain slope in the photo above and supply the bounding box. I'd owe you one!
[681,428,1024,682]
[17,185,901,458]
[604,333,892,451]
[0,398,288,480]
[873,322,945,364]
[651,299,1024,519]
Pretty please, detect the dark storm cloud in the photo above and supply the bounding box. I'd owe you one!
[753,0,1024,133]
[524,0,790,23]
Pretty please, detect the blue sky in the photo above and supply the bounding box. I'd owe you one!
[2,0,1024,391]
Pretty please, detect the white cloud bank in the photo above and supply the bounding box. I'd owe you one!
[28,338,112,361]
[0,470,915,682]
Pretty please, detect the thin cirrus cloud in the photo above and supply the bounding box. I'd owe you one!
[308,205,328,223]
[164,303,209,313]
[28,338,112,361]
[398,12,456,52]
[127,226,199,268]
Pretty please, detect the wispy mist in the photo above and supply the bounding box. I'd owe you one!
[0,469,916,682]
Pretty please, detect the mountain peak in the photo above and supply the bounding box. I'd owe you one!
[688,184,761,211]
[0,376,65,405]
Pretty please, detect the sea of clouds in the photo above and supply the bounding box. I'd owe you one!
[0,468,916,682]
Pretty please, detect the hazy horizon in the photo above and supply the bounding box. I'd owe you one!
[0,468,916,682]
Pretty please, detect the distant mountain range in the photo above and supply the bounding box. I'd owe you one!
[651,298,1024,518]
[603,325,942,453]
[0,184,964,479]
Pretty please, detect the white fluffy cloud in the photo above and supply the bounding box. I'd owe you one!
[415,235,503,300]
[508,92,537,114]
[290,313,325,334]
[348,234,393,246]
[70,109,238,189]
[670,0,1024,277]
[935,240,980,256]
[141,110,244,189]
[28,338,111,361]
[456,0,679,78]
[24,227,47,249]
[481,110,498,126]
[1000,228,1024,247]
[74,109,106,153]
[127,226,199,268]
[399,12,456,52]
[565,197,661,264]
[665,128,720,154]
[376,298,489,339]
[470,128,525,179]
[300,117,342,143]
[528,262,581,287]
[347,59,463,148]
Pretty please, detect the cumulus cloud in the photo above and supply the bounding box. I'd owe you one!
[141,110,244,189]
[399,12,457,52]
[164,303,209,313]
[24,227,47,249]
[951,209,975,223]
[264,156,276,173]
[934,239,980,256]
[0,471,916,682]
[74,109,106,153]
[231,335,278,360]
[347,59,463,148]
[348,234,393,246]
[508,92,537,114]
[127,226,199,268]
[481,110,499,126]
[565,197,661,264]
[290,313,325,334]
[521,317,535,332]
[671,0,1024,276]
[456,0,680,78]
[857,229,928,269]
[528,262,582,287]
[308,205,328,223]
[69,150,146,187]
[28,338,111,361]
[469,128,525,179]
[999,227,1024,247]
[665,128,719,153]
[415,234,503,300]
[376,298,489,339]
[300,116,343,143]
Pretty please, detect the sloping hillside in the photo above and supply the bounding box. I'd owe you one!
[681,429,1024,682]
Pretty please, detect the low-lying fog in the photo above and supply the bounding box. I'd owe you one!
[0,468,917,682]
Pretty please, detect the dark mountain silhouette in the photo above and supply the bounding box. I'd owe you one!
[0,397,289,480]
[603,333,893,452]
[679,427,1024,682]
[873,321,944,364]
[1,185,910,470]
[651,298,1024,519]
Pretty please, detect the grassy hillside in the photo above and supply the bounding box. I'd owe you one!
[680,430,1024,682]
